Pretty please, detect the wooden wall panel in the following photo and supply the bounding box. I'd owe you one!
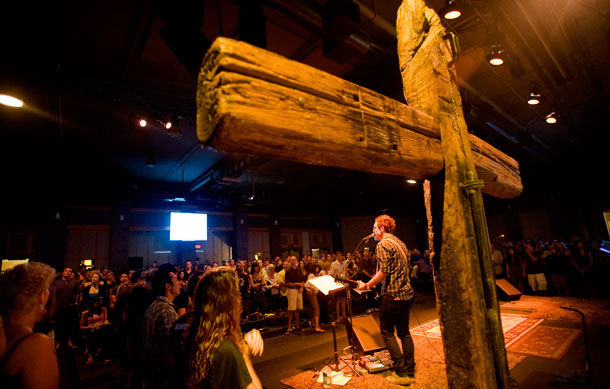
[65,226,110,270]
[248,228,270,261]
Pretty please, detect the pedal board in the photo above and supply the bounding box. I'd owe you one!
[361,349,392,373]
[374,350,393,367]
[365,362,390,373]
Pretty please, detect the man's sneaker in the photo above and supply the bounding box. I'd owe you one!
[385,372,416,386]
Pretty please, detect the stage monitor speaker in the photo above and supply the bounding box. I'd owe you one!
[496,278,521,300]
[351,314,385,354]
[128,256,143,270]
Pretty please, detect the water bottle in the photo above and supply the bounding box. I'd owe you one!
[323,372,332,388]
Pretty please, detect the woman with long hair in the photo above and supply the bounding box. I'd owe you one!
[81,270,107,311]
[185,267,262,389]
[304,264,324,333]
[0,262,59,389]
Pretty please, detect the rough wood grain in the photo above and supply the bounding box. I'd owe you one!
[196,37,523,199]
[398,0,510,387]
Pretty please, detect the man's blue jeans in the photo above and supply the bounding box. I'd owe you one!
[380,294,415,377]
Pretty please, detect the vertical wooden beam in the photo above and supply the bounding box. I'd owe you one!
[397,1,510,387]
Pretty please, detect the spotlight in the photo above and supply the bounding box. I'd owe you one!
[545,111,558,124]
[138,119,147,127]
[164,114,182,138]
[527,86,542,105]
[441,0,462,20]
[487,45,505,66]
[406,179,417,184]
[528,92,541,105]
[0,94,24,108]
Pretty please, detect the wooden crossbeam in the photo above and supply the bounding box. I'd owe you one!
[197,37,522,199]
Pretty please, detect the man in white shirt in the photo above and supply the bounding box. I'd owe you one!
[329,251,347,321]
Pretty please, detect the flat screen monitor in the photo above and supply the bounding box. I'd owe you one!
[170,212,208,241]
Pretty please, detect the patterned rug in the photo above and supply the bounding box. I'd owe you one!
[506,325,582,360]
[410,313,544,347]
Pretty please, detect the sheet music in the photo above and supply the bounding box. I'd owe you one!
[352,287,374,295]
[307,275,346,296]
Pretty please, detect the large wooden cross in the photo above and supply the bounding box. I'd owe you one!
[196,1,516,387]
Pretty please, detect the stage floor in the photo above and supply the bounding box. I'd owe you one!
[254,294,610,388]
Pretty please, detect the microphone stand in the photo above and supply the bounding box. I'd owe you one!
[342,234,375,365]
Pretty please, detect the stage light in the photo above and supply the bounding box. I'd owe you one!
[166,114,183,138]
[138,119,147,127]
[0,94,24,108]
[527,87,542,105]
[441,0,462,20]
[406,179,417,184]
[487,45,505,66]
[545,111,558,124]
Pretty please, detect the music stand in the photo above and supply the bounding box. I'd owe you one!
[310,276,359,377]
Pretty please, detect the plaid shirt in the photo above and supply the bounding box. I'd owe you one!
[376,233,414,301]
[143,296,178,389]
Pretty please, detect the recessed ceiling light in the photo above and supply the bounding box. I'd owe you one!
[0,94,24,108]
[527,87,542,105]
[486,45,505,66]
[139,119,147,127]
[406,179,417,184]
[545,111,558,124]
[442,0,462,20]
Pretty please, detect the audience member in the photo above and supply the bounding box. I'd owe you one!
[80,296,111,364]
[143,264,181,389]
[0,262,59,389]
[524,240,547,296]
[124,270,154,389]
[274,257,283,272]
[304,264,324,333]
[284,256,304,334]
[236,262,250,301]
[184,260,194,281]
[185,267,263,389]
[264,264,279,297]
[506,246,525,292]
[570,239,595,297]
[170,271,203,389]
[53,267,81,349]
[81,270,108,311]
[329,251,347,321]
[491,243,505,279]
[248,263,266,302]
[548,246,571,296]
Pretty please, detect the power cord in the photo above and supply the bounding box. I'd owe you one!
[411,303,444,364]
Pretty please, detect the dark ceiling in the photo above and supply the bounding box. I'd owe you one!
[2,0,609,216]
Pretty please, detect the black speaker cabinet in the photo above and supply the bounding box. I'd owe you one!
[496,278,522,300]
[350,314,385,354]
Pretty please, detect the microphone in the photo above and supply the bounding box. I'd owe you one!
[363,233,374,240]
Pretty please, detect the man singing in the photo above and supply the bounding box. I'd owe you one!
[358,214,415,386]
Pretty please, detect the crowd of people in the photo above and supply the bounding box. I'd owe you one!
[489,236,608,298]
[1,227,607,388]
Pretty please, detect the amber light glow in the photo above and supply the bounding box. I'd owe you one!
[0,94,24,107]
[444,10,461,19]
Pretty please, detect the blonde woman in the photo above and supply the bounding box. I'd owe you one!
[0,262,59,389]
[185,267,263,389]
